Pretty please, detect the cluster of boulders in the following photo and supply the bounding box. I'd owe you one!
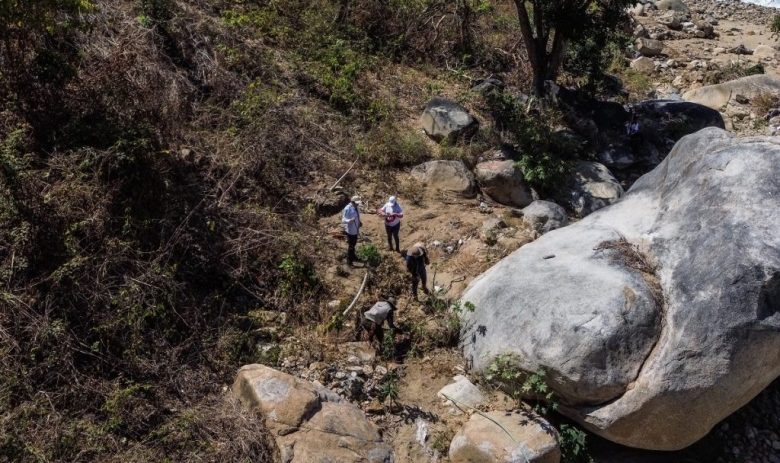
[234,364,395,462]
[416,97,630,218]
[627,0,779,100]
[235,346,567,462]
[461,128,780,451]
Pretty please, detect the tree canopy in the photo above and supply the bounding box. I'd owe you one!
[512,0,632,95]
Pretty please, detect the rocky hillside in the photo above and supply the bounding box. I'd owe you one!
[1,0,779,462]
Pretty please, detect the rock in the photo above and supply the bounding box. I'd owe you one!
[683,75,780,110]
[635,38,664,57]
[558,161,623,216]
[471,77,505,96]
[597,145,637,170]
[633,23,649,39]
[234,364,321,432]
[694,20,714,37]
[728,44,752,55]
[520,200,569,234]
[420,97,479,143]
[449,411,561,463]
[411,160,476,198]
[629,3,645,16]
[630,100,725,160]
[654,0,688,12]
[461,128,780,450]
[672,74,686,88]
[481,217,507,237]
[658,11,684,30]
[479,146,516,162]
[474,160,535,208]
[236,365,393,463]
[630,56,656,74]
[338,342,377,365]
[437,374,487,410]
[313,190,350,217]
[754,44,778,60]
[277,402,394,463]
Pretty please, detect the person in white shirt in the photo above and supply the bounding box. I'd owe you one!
[377,196,404,253]
[342,196,362,266]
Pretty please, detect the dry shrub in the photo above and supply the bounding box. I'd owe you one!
[753,92,779,117]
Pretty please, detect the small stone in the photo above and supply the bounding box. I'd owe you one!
[631,56,656,74]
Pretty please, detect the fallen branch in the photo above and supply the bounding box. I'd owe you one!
[330,154,360,192]
[343,270,369,317]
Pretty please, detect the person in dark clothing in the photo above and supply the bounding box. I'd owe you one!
[403,242,430,301]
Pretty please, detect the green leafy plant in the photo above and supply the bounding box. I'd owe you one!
[381,328,396,360]
[772,15,780,39]
[485,355,557,414]
[377,369,400,403]
[559,424,593,463]
[278,254,319,298]
[356,243,382,267]
[485,92,573,192]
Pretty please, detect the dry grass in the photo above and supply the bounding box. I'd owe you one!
[754,92,779,117]
[595,238,663,307]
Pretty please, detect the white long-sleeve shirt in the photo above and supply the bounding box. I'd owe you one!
[342,203,361,236]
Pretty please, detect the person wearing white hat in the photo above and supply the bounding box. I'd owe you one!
[377,195,404,253]
[342,195,362,266]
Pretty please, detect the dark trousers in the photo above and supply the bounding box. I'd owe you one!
[385,223,400,252]
[347,233,358,264]
[411,268,428,298]
[362,312,395,343]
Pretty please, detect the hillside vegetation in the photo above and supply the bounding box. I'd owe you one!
[1,1,624,460]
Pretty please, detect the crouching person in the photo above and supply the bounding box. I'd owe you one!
[362,298,397,343]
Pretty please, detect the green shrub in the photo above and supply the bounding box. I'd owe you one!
[357,243,382,267]
[304,38,371,110]
[278,254,319,298]
[485,92,573,192]
[559,424,593,463]
[705,62,764,85]
[619,68,653,97]
[772,15,780,39]
[377,369,400,402]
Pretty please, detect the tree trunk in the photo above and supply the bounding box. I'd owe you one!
[514,0,570,96]
[334,0,350,24]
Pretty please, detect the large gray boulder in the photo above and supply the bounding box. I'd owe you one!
[474,160,535,207]
[420,97,479,142]
[682,74,780,110]
[559,161,623,217]
[461,128,780,450]
[411,160,476,198]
